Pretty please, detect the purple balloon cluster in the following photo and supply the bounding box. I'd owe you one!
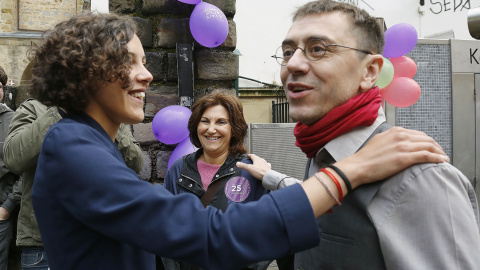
[152,105,198,169]
[379,23,421,108]
[179,0,229,48]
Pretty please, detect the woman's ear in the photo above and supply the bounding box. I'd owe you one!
[360,55,383,91]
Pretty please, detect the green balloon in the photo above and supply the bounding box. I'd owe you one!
[375,58,394,89]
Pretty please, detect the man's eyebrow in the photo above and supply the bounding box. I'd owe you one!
[307,35,335,44]
[282,35,336,46]
[282,39,296,47]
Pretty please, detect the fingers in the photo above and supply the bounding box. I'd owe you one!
[236,161,248,170]
[237,154,271,180]
[236,161,265,180]
[397,149,449,166]
[384,127,445,155]
[336,127,450,188]
[246,154,262,163]
[246,154,271,168]
[392,141,449,158]
[373,127,446,156]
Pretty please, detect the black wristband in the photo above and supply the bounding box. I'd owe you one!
[327,164,353,193]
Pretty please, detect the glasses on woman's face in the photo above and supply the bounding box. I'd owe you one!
[271,38,372,66]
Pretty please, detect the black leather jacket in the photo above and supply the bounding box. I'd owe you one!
[165,149,269,212]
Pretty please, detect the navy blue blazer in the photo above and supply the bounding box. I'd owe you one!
[32,111,319,270]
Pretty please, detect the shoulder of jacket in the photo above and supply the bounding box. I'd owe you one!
[18,98,42,109]
[0,103,13,114]
[239,154,252,164]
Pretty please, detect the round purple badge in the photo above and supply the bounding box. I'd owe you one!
[224,176,251,202]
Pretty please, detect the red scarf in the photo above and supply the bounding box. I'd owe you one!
[294,87,382,158]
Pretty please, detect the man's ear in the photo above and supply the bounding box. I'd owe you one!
[360,55,383,91]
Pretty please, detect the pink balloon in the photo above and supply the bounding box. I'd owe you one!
[152,105,192,145]
[380,77,421,108]
[189,2,228,48]
[390,56,417,78]
[178,0,201,4]
[168,137,198,169]
[383,23,418,58]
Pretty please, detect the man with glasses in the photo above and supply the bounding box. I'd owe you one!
[0,66,20,270]
[239,1,480,269]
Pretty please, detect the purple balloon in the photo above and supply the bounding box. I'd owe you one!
[189,2,229,48]
[383,23,418,58]
[152,105,192,145]
[168,137,198,169]
[178,0,201,4]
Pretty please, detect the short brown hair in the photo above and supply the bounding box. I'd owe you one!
[0,66,7,86]
[293,0,384,55]
[29,13,137,111]
[188,92,248,156]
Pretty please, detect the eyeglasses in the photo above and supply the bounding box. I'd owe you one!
[271,38,372,66]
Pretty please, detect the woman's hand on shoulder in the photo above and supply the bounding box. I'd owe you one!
[236,154,271,181]
[335,126,450,188]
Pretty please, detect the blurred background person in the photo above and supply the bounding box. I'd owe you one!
[0,65,20,270]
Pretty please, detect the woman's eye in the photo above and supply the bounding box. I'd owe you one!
[218,121,227,125]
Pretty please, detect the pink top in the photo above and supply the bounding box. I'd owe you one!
[197,159,221,190]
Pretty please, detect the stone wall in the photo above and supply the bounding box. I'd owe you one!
[111,0,238,184]
[0,0,85,33]
[0,0,238,186]
[18,0,77,31]
[0,0,18,32]
[0,36,38,95]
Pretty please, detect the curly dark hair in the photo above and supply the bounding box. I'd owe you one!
[293,0,384,55]
[0,66,7,86]
[188,92,248,156]
[29,13,137,111]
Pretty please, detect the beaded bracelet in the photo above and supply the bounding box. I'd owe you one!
[320,168,343,202]
[314,172,341,206]
[327,164,353,193]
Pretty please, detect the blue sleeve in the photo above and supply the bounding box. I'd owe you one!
[240,157,270,201]
[34,124,319,270]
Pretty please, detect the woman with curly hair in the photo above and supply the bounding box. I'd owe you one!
[27,12,447,270]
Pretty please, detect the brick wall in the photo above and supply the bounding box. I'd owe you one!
[112,0,238,184]
[0,0,238,185]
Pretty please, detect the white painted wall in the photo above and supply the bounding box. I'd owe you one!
[235,0,480,87]
[91,0,109,13]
